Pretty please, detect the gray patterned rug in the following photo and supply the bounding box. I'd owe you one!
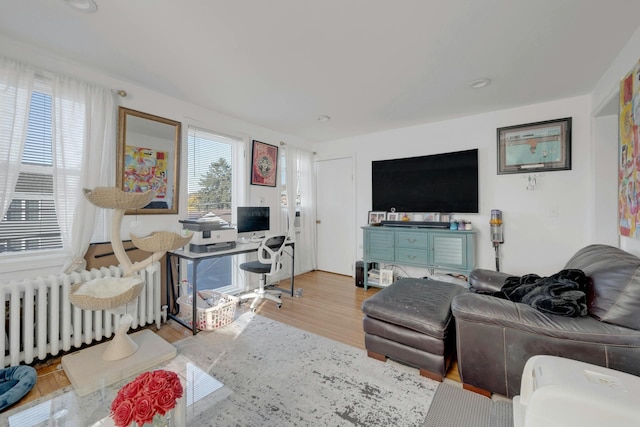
[177,311,439,426]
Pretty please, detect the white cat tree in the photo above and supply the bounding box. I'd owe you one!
[61,187,192,396]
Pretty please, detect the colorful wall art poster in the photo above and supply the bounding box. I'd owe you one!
[124,145,168,199]
[619,60,640,237]
[250,140,278,187]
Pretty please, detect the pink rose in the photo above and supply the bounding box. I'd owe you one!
[111,393,124,413]
[133,395,155,425]
[171,377,183,399]
[120,380,143,400]
[111,399,134,427]
[154,387,176,415]
[147,374,168,394]
[135,371,153,387]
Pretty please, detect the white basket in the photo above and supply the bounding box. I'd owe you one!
[177,290,238,330]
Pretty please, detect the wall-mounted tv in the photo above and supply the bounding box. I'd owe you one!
[372,149,479,213]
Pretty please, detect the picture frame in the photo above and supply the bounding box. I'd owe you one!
[380,269,394,286]
[386,212,400,221]
[250,140,278,187]
[117,107,181,215]
[423,212,440,221]
[368,211,386,225]
[497,117,572,174]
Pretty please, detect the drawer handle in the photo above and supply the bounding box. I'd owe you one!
[407,238,416,243]
[407,255,416,260]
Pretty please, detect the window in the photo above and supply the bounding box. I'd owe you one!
[0,84,62,254]
[186,127,240,291]
[279,151,301,208]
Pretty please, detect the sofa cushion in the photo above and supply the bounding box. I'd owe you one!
[361,278,466,339]
[564,244,640,330]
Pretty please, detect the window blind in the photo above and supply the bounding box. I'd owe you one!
[0,87,62,253]
[187,128,236,222]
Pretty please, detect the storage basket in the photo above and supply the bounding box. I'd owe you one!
[177,290,238,330]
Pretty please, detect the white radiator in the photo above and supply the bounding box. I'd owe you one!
[0,263,163,368]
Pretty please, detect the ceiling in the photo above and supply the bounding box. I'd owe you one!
[1,0,639,143]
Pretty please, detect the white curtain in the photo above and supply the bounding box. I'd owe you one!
[51,75,117,273]
[285,146,317,274]
[0,57,34,220]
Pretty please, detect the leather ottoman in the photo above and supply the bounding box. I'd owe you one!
[362,278,466,381]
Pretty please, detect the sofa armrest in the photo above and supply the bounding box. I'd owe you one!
[451,293,640,345]
[468,269,510,294]
[452,292,640,397]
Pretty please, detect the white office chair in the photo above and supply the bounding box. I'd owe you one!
[239,234,288,312]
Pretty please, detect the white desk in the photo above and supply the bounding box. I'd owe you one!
[166,240,295,335]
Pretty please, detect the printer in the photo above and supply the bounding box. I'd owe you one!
[179,216,237,253]
[514,355,640,427]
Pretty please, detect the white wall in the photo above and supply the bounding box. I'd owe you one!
[0,35,312,279]
[314,95,593,276]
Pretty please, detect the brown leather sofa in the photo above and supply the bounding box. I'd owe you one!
[451,244,640,398]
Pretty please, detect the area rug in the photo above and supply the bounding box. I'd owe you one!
[422,382,513,427]
[175,311,439,426]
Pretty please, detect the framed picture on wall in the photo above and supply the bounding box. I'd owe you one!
[497,117,572,174]
[250,140,278,187]
[116,107,181,215]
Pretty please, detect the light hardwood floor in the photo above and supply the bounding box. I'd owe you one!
[15,270,460,411]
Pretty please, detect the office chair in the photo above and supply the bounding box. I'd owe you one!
[239,234,288,312]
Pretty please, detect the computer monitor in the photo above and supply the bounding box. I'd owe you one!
[237,206,270,236]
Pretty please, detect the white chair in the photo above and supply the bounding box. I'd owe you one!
[239,234,288,312]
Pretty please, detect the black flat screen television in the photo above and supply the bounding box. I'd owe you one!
[372,149,478,213]
[237,206,270,234]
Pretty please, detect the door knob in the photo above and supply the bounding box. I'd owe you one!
[316,220,321,224]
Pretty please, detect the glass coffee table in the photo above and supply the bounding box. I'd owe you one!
[1,354,229,427]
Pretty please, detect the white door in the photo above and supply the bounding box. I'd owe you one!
[316,156,355,276]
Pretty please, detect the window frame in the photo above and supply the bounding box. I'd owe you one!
[182,125,247,295]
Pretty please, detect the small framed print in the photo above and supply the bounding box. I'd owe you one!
[368,211,386,225]
[251,140,278,187]
[440,213,451,222]
[386,212,400,221]
[380,269,394,286]
[423,212,441,221]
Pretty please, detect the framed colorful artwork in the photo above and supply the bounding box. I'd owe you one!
[497,117,572,174]
[116,107,181,214]
[250,140,278,187]
[619,60,640,238]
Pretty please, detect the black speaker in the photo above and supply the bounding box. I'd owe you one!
[355,261,375,287]
[355,261,364,287]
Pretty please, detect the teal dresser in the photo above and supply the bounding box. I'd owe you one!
[362,226,476,289]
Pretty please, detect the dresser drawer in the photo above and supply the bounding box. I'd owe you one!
[395,231,428,249]
[395,248,428,265]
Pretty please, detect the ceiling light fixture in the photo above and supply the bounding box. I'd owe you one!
[470,78,491,89]
[64,0,98,13]
[317,115,331,122]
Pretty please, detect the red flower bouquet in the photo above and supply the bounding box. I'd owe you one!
[111,370,183,427]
